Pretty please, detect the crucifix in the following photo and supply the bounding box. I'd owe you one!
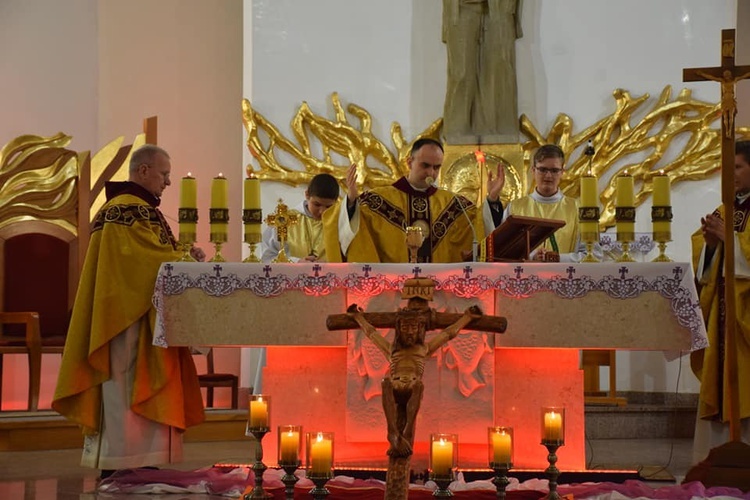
[326,277,506,500]
[683,28,750,488]
[264,198,300,263]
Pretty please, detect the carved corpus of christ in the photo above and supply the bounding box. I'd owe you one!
[327,277,507,458]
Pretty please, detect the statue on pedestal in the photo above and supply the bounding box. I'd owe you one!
[442,0,523,145]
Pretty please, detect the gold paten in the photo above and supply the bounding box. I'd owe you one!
[242,88,750,229]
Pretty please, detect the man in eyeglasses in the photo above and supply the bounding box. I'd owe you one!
[503,144,581,261]
[53,144,206,480]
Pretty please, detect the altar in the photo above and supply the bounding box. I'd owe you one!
[153,262,706,471]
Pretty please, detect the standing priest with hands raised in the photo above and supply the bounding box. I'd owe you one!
[323,138,505,263]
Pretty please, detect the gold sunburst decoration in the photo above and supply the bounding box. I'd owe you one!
[243,86,750,228]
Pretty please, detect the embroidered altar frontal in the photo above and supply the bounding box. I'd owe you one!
[153,262,706,470]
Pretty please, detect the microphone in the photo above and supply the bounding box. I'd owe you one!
[453,193,479,262]
[425,176,437,188]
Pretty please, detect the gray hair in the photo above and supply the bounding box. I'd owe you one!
[129,144,170,174]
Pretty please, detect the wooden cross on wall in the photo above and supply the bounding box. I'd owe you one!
[683,29,750,445]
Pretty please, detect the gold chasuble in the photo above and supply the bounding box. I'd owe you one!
[508,193,580,252]
[324,177,484,263]
[53,187,204,435]
[287,207,326,261]
[691,197,750,423]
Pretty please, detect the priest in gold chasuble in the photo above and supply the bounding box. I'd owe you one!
[323,138,505,263]
[53,145,205,475]
[691,140,750,459]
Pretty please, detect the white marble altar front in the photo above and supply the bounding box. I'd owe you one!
[154,262,705,471]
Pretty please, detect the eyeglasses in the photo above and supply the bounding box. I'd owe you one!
[534,167,563,175]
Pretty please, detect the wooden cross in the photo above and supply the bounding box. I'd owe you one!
[264,198,300,263]
[683,29,750,446]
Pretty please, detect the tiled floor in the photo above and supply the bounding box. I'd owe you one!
[0,438,694,500]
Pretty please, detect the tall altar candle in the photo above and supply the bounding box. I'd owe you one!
[431,437,454,476]
[210,174,229,239]
[249,396,268,428]
[279,427,300,464]
[652,172,672,235]
[310,433,333,475]
[543,409,564,442]
[490,428,512,464]
[615,173,635,235]
[579,174,599,235]
[244,175,262,239]
[179,174,197,236]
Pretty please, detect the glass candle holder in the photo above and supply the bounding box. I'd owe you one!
[278,425,302,466]
[488,426,513,467]
[306,431,334,478]
[541,407,565,445]
[430,433,458,478]
[246,394,270,433]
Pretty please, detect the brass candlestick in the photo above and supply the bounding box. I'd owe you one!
[209,208,229,262]
[243,207,263,262]
[243,429,272,499]
[615,206,636,262]
[541,442,561,500]
[581,240,599,263]
[177,207,198,262]
[308,473,331,499]
[651,206,673,262]
[280,463,299,500]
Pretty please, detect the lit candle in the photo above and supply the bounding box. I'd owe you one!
[244,174,262,238]
[615,173,635,235]
[210,173,229,209]
[652,172,671,206]
[652,172,672,235]
[310,432,333,475]
[249,396,268,428]
[179,174,197,236]
[431,437,454,476]
[279,428,300,464]
[543,410,564,442]
[491,429,512,464]
[579,174,599,235]
[180,173,197,208]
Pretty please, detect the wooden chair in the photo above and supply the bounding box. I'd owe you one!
[582,349,627,406]
[198,349,239,409]
[0,312,42,410]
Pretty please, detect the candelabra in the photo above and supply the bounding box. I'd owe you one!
[491,464,511,500]
[489,426,513,500]
[431,474,453,497]
[541,442,561,500]
[243,428,272,499]
[308,473,331,499]
[279,463,299,500]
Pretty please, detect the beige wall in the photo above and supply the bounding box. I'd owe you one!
[0,0,244,409]
[737,0,750,127]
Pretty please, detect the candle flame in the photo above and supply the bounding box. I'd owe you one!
[439,438,446,446]
[217,172,225,178]
[257,395,263,402]
[287,430,294,437]
[186,172,193,178]
[659,169,665,176]
[474,150,486,164]
[316,432,323,442]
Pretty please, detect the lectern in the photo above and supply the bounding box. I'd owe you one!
[485,215,566,261]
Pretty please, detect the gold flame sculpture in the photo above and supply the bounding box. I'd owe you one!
[0,133,145,235]
[243,86,750,229]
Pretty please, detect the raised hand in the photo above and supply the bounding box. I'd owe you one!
[487,163,506,202]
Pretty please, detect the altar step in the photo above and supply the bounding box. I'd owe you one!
[585,391,698,440]
[0,408,247,452]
